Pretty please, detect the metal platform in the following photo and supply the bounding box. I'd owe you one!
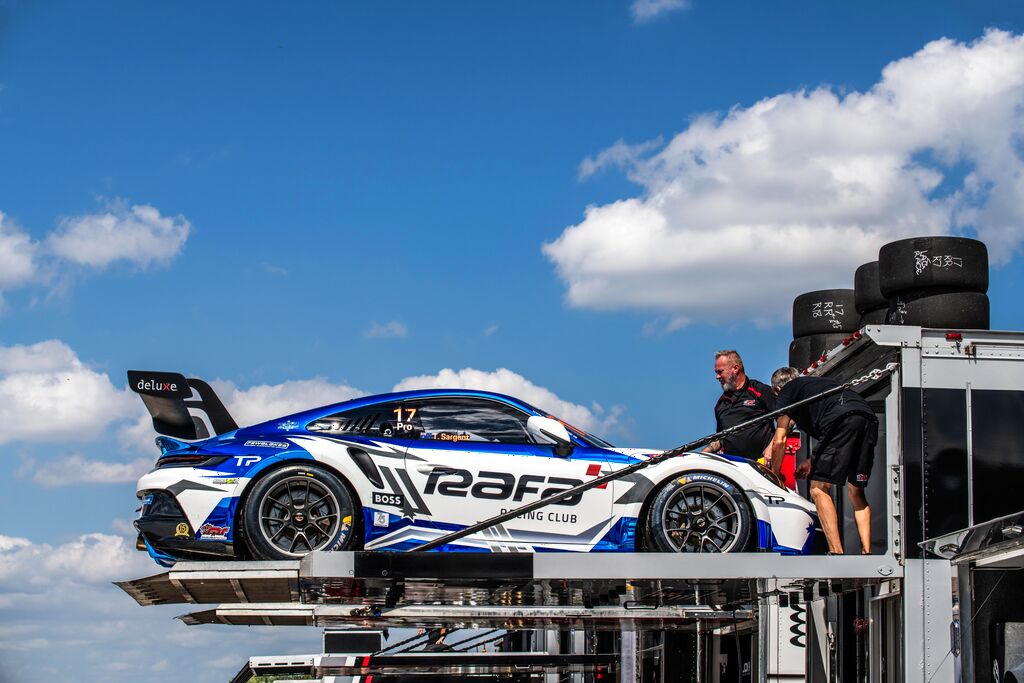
[116,551,899,630]
[238,651,620,680]
[116,560,302,605]
[180,602,755,629]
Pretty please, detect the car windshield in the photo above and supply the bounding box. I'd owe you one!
[544,413,614,449]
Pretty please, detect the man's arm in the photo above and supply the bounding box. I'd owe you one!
[705,401,724,453]
[769,415,792,477]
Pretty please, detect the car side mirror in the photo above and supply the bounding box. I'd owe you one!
[527,416,575,457]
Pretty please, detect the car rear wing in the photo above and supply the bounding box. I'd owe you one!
[128,370,239,442]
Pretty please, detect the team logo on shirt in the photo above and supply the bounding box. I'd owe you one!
[743,399,757,406]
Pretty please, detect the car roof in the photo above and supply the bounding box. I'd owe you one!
[249,388,546,430]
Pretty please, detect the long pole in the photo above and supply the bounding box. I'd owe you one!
[412,367,892,552]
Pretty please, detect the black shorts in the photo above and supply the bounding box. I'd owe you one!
[810,414,878,487]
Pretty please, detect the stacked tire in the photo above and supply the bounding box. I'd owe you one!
[854,261,888,327]
[789,289,858,370]
[877,237,990,330]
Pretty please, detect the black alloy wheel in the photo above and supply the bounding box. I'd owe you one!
[243,464,358,560]
[646,472,752,553]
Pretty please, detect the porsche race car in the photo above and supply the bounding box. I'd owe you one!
[130,371,816,566]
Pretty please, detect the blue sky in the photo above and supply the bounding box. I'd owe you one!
[3,1,1024,680]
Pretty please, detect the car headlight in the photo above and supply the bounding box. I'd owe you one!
[753,462,785,488]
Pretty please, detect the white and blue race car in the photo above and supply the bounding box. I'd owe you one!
[131,371,816,566]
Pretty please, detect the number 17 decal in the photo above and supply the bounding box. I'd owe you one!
[392,407,417,431]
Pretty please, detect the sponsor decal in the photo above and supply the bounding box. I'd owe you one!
[277,420,299,431]
[136,378,178,392]
[174,523,190,537]
[500,508,578,524]
[330,515,353,550]
[437,432,471,442]
[423,467,584,506]
[234,455,262,467]
[585,463,608,490]
[244,440,289,449]
[678,473,734,490]
[211,478,238,485]
[856,474,868,482]
[372,492,405,507]
[198,523,230,541]
[743,399,757,406]
[765,495,786,505]
[373,511,390,527]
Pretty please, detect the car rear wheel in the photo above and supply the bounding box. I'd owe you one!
[646,472,752,553]
[242,464,358,560]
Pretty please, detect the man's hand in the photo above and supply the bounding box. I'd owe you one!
[702,440,722,454]
[768,416,792,478]
[794,460,812,480]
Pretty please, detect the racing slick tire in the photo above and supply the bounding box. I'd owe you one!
[854,261,887,313]
[645,472,753,553]
[878,236,988,296]
[885,288,990,330]
[242,464,359,560]
[792,289,859,337]
[789,333,847,370]
[857,307,888,327]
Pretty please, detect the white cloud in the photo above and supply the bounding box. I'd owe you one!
[363,320,408,339]
[483,323,499,337]
[0,212,38,289]
[0,533,151,585]
[546,30,1024,326]
[0,340,135,444]
[631,0,690,23]
[47,200,191,269]
[213,377,366,428]
[392,367,620,436]
[578,138,663,180]
[18,455,152,487]
[261,262,288,276]
[0,530,321,682]
[117,411,162,454]
[0,200,190,312]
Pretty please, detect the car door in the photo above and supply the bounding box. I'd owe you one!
[303,400,427,535]
[400,397,616,551]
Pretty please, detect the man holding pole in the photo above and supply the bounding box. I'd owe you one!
[768,367,878,555]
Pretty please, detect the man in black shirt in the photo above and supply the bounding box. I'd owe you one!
[769,367,878,555]
[704,350,776,460]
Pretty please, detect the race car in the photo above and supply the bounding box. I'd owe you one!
[130,370,816,566]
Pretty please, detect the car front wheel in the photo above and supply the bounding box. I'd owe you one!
[242,464,358,560]
[645,472,752,553]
